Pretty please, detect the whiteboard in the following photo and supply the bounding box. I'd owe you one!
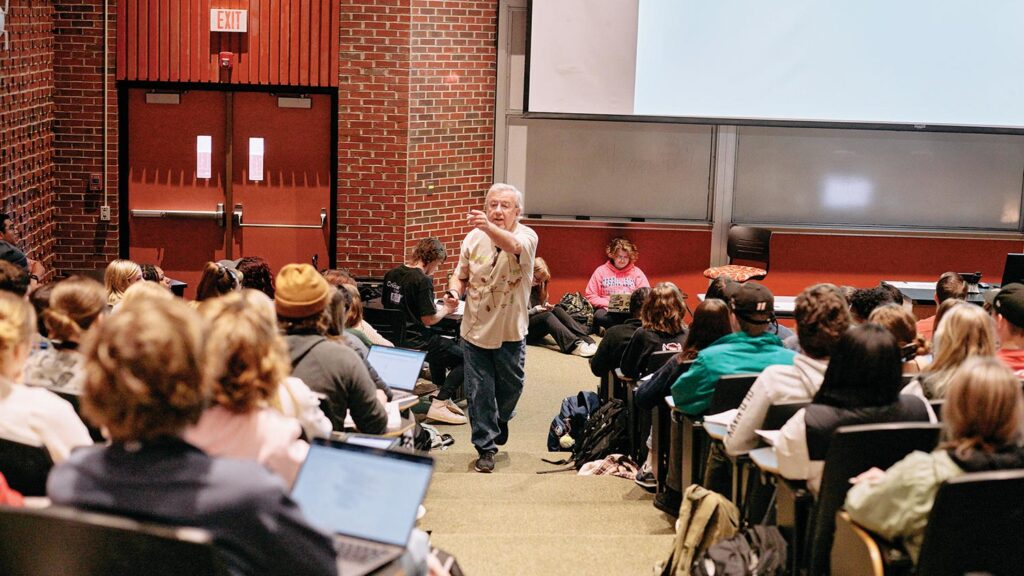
[516,119,712,220]
[732,127,1024,230]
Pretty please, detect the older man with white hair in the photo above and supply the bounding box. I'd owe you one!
[445,183,538,473]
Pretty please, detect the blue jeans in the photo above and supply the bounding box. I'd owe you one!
[463,339,526,454]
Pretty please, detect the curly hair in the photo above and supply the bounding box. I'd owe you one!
[237,256,275,300]
[200,290,289,414]
[80,298,208,441]
[605,237,639,264]
[411,238,447,267]
[794,283,852,359]
[641,282,688,335]
[43,276,105,343]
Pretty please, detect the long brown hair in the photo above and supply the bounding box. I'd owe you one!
[641,282,688,335]
[679,298,732,361]
[43,276,105,343]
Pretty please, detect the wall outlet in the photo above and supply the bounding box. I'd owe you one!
[99,206,110,221]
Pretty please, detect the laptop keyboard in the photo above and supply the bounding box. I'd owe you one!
[334,538,392,564]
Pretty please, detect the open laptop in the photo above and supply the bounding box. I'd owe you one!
[291,439,434,576]
[607,292,632,313]
[1002,253,1024,287]
[366,345,428,401]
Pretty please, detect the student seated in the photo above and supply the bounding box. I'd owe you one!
[24,276,106,394]
[993,283,1024,374]
[276,264,387,434]
[528,257,596,357]
[848,285,900,324]
[47,296,337,576]
[585,237,650,332]
[845,357,1024,564]
[186,290,310,488]
[707,276,795,346]
[906,304,996,399]
[0,292,92,462]
[724,283,851,455]
[589,287,650,378]
[869,303,930,374]
[236,256,275,299]
[325,286,396,403]
[915,271,966,341]
[195,260,243,303]
[619,282,689,380]
[775,324,935,495]
[671,282,795,416]
[103,259,143,309]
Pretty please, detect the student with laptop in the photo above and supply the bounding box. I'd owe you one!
[382,237,467,425]
[48,297,338,576]
[585,237,651,332]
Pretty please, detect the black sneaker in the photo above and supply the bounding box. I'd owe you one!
[653,487,682,517]
[474,451,496,473]
[495,419,510,446]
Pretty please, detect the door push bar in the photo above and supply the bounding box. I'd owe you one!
[232,204,327,230]
[130,203,226,227]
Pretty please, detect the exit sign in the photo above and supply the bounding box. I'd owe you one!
[210,9,247,32]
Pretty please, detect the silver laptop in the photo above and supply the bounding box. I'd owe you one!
[607,292,631,313]
[291,439,434,576]
[366,345,428,401]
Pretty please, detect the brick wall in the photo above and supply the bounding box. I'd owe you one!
[51,0,118,275]
[0,1,57,277]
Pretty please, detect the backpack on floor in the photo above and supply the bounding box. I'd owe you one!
[547,391,602,452]
[558,291,595,329]
[540,398,630,472]
[656,485,740,576]
[691,525,787,576]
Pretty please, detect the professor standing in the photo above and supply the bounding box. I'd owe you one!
[445,183,538,473]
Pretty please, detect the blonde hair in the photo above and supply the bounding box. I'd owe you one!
[200,290,289,413]
[641,282,688,335]
[0,293,36,398]
[869,303,928,359]
[532,257,551,305]
[930,305,997,373]
[104,259,143,306]
[943,357,1023,456]
[121,280,175,307]
[81,298,208,441]
[43,276,105,343]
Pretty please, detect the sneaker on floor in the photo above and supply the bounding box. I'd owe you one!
[634,467,657,492]
[571,340,598,358]
[495,419,510,446]
[474,451,496,473]
[653,487,682,516]
[443,398,465,417]
[426,398,467,425]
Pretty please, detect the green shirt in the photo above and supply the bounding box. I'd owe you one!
[671,331,795,415]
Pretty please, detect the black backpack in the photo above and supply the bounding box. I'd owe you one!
[691,525,787,576]
[540,398,631,472]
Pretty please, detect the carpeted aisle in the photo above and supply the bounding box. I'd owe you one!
[420,342,676,575]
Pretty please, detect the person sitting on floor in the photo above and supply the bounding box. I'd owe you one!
[724,283,852,455]
[382,237,467,424]
[277,264,387,434]
[671,282,795,416]
[845,357,1024,565]
[869,303,930,374]
[775,323,936,495]
[0,291,92,462]
[186,290,310,488]
[589,287,650,378]
[905,303,996,399]
[585,237,651,332]
[47,296,338,576]
[916,271,966,342]
[24,276,106,394]
[528,257,597,357]
[619,282,689,380]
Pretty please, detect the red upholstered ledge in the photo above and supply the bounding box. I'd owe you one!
[703,265,767,282]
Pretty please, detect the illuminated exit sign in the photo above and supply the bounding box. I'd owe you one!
[210,9,247,32]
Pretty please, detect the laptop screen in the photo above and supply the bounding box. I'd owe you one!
[291,442,433,547]
[1003,253,1024,287]
[366,346,426,392]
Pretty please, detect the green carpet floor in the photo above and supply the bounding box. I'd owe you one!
[419,342,676,575]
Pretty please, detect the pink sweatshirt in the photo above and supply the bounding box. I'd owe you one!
[585,261,650,308]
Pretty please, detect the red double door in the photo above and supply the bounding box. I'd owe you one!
[124,88,335,298]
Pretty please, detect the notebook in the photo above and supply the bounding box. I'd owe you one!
[607,292,631,313]
[366,345,428,401]
[1002,253,1024,287]
[291,439,434,576]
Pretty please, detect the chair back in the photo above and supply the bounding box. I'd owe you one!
[916,469,1024,576]
[363,305,407,346]
[0,436,54,497]
[0,506,227,576]
[807,422,942,575]
[928,398,945,422]
[761,402,808,431]
[726,226,771,270]
[643,350,678,378]
[706,373,759,414]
